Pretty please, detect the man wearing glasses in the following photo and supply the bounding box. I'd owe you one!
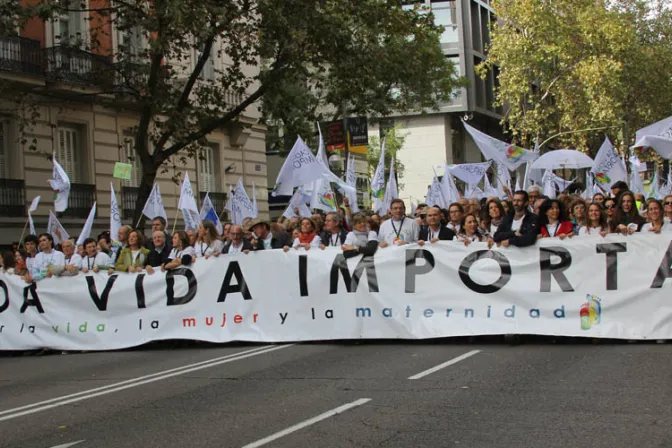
[446,203,464,234]
[378,199,419,247]
[527,185,542,213]
[223,225,252,254]
[22,233,65,283]
[319,212,348,249]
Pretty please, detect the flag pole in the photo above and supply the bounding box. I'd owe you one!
[18,218,29,248]
[171,208,180,234]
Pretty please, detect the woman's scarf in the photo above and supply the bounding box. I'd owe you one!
[352,230,369,247]
[298,232,316,245]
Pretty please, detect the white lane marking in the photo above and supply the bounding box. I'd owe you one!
[241,398,372,448]
[0,345,272,417]
[0,344,294,422]
[408,350,481,380]
[49,441,85,448]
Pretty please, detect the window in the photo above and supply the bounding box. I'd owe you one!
[196,41,215,81]
[56,3,85,47]
[117,25,145,61]
[57,126,80,183]
[122,134,142,187]
[0,121,8,178]
[198,144,217,192]
[432,1,458,44]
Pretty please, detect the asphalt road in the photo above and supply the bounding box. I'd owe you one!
[1,339,671,448]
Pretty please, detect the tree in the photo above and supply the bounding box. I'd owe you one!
[478,0,672,154]
[9,0,463,226]
[367,126,407,190]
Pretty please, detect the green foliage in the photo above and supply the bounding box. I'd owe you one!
[479,0,672,153]
[9,0,463,224]
[367,126,407,190]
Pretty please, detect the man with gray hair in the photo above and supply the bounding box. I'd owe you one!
[527,185,542,213]
[319,212,348,249]
[55,239,82,276]
[146,230,171,274]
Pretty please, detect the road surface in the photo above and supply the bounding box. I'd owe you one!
[1,339,671,448]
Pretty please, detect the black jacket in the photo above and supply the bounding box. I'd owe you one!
[146,245,172,267]
[319,229,348,247]
[251,231,292,251]
[493,212,539,247]
[222,239,254,254]
[418,226,456,242]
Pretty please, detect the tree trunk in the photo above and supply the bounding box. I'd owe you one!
[132,167,158,231]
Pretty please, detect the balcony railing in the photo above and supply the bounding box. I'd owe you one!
[60,183,96,219]
[122,186,139,220]
[0,36,42,77]
[0,179,25,217]
[201,191,227,216]
[43,46,113,87]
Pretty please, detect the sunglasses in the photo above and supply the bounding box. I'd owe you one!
[665,201,672,206]
[605,204,615,209]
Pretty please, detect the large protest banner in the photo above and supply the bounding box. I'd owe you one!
[1,234,671,350]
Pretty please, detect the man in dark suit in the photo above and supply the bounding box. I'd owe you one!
[319,212,348,248]
[493,190,539,247]
[249,218,291,250]
[417,207,456,245]
[145,231,172,274]
[222,225,253,254]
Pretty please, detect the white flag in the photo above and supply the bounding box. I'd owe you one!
[449,162,490,185]
[542,170,556,199]
[591,137,627,189]
[630,167,646,195]
[142,183,168,222]
[464,183,485,199]
[633,115,672,159]
[310,179,338,212]
[345,154,360,213]
[371,139,386,214]
[647,171,660,199]
[178,172,201,230]
[629,152,648,173]
[410,199,417,216]
[48,154,71,212]
[283,187,312,219]
[483,175,499,198]
[47,210,69,246]
[440,167,460,204]
[426,174,448,209]
[77,202,97,246]
[226,178,257,225]
[110,183,123,244]
[272,136,336,197]
[28,196,40,236]
[251,182,259,218]
[382,157,398,214]
[463,121,538,170]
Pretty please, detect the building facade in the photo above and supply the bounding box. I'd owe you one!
[369,0,505,203]
[0,3,268,246]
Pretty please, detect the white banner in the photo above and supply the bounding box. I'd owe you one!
[2,234,672,350]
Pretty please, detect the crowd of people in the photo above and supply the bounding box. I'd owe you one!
[1,179,670,282]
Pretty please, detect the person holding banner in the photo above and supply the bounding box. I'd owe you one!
[145,231,172,274]
[342,213,379,255]
[578,203,608,237]
[663,195,672,223]
[288,218,322,251]
[163,231,195,271]
[319,213,348,249]
[249,218,291,251]
[378,199,419,247]
[480,199,506,237]
[194,221,224,259]
[493,191,539,247]
[80,238,112,273]
[112,230,150,274]
[538,199,574,239]
[569,199,587,235]
[222,225,252,254]
[614,191,645,235]
[642,199,672,233]
[53,239,82,277]
[456,214,487,245]
[418,207,455,245]
[23,233,65,283]
[23,235,38,273]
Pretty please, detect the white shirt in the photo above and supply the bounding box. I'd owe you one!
[456,233,484,243]
[344,231,378,247]
[80,252,112,270]
[489,223,499,236]
[511,217,524,232]
[168,246,196,261]
[194,239,224,257]
[30,250,66,280]
[227,240,246,254]
[292,235,322,248]
[446,222,461,234]
[641,222,672,233]
[64,253,82,268]
[378,217,419,244]
[545,221,560,237]
[263,233,274,250]
[579,226,605,236]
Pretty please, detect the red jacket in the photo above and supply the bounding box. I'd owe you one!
[540,220,573,238]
